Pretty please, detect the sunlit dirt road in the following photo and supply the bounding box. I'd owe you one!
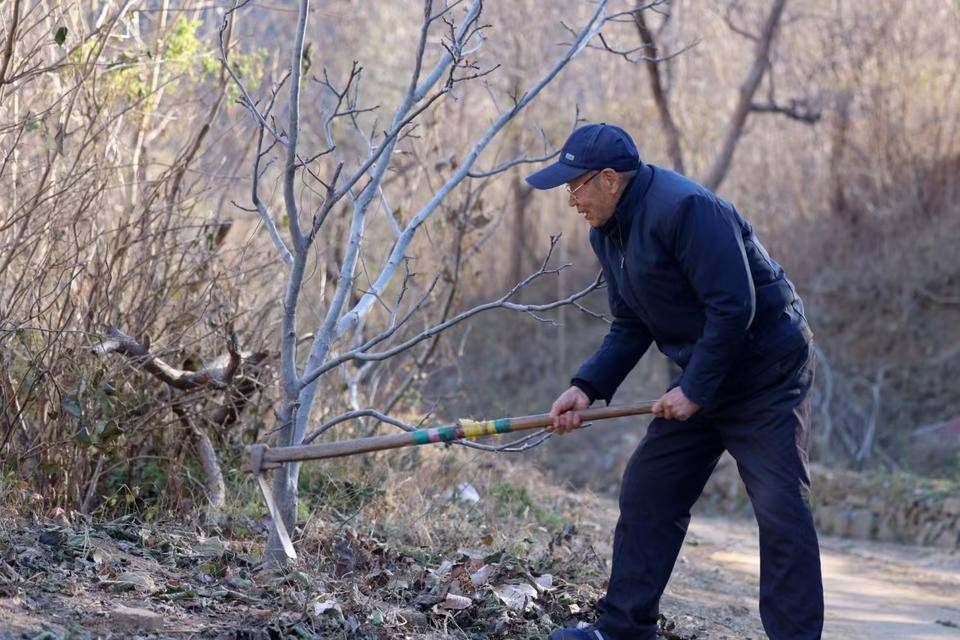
[590,507,960,639]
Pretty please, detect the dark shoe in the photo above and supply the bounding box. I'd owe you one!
[547,624,606,640]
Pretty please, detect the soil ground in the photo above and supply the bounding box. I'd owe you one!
[2,502,958,639]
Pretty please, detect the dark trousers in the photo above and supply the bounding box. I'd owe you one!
[595,343,824,640]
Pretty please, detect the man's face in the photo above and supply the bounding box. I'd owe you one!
[566,168,621,228]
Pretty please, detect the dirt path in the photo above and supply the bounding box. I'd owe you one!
[587,507,960,639]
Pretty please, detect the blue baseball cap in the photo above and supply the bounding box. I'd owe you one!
[525,123,640,190]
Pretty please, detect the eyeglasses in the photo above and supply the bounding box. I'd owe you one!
[565,170,602,198]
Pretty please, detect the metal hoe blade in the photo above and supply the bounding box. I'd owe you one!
[248,444,296,560]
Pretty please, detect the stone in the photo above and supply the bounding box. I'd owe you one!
[876,516,899,543]
[847,509,876,540]
[941,498,960,515]
[829,507,850,537]
[814,504,839,535]
[491,583,538,610]
[111,605,163,630]
[439,594,472,610]
[115,571,156,593]
[313,599,344,620]
[934,526,959,551]
[470,564,493,586]
[534,574,554,590]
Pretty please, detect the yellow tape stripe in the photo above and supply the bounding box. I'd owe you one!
[459,419,498,440]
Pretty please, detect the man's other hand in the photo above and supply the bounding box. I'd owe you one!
[652,386,700,421]
[548,386,592,435]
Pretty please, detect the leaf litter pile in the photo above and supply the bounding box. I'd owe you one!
[0,452,704,639]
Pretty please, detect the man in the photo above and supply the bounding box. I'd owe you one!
[526,124,823,640]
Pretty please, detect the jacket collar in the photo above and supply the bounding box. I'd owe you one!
[597,162,654,236]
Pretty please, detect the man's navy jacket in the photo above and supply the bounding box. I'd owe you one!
[572,162,811,410]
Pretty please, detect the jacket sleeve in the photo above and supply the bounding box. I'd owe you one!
[672,194,755,409]
[572,262,653,404]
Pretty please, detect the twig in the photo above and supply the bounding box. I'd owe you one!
[301,242,603,387]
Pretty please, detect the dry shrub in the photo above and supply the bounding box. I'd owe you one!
[0,2,278,513]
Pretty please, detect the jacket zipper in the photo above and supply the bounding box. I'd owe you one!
[614,216,642,315]
[617,219,626,269]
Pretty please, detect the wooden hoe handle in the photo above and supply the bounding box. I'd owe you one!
[245,400,655,472]
[246,400,655,561]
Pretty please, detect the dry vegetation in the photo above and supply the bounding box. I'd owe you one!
[0,447,647,639]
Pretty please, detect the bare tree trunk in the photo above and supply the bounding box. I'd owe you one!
[829,90,853,222]
[81,454,105,515]
[703,0,789,191]
[0,0,21,91]
[856,366,887,464]
[509,170,534,291]
[633,4,684,174]
[813,345,834,446]
[193,424,226,520]
[130,0,170,208]
[266,0,314,563]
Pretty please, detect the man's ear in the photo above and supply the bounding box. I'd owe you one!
[601,168,619,190]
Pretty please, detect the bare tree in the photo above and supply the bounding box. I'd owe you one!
[218,0,653,563]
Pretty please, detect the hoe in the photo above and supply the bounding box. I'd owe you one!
[244,400,655,559]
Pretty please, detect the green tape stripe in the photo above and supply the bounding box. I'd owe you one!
[438,425,461,442]
[413,419,510,446]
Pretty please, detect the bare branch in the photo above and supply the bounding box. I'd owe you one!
[583,30,698,65]
[301,242,603,387]
[251,72,294,266]
[93,327,260,392]
[917,286,960,306]
[336,2,610,339]
[353,273,441,357]
[467,149,560,179]
[405,0,434,104]
[750,98,821,123]
[282,0,311,253]
[303,409,418,444]
[218,0,287,145]
[323,2,485,210]
[0,0,22,86]
[722,2,760,42]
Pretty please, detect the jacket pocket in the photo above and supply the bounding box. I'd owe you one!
[751,278,794,327]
